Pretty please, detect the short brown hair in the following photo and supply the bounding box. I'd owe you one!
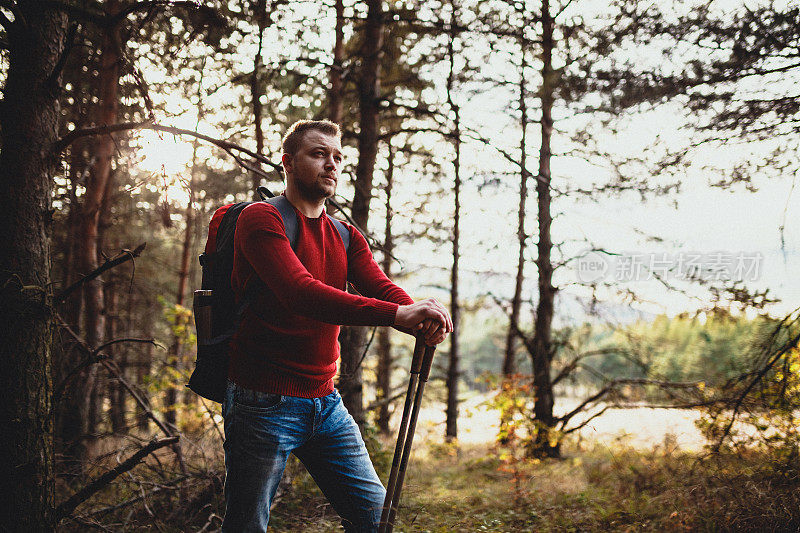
[281,120,341,156]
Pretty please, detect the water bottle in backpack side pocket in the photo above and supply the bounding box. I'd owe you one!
[193,289,213,344]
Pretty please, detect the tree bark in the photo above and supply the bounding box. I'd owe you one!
[0,4,68,529]
[328,0,345,124]
[62,0,123,465]
[251,0,267,195]
[531,0,558,458]
[105,263,125,433]
[502,38,529,377]
[165,124,198,428]
[375,145,395,434]
[338,0,385,428]
[445,9,461,441]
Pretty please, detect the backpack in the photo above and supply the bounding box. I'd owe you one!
[187,187,351,403]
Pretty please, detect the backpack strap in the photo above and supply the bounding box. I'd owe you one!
[264,194,350,252]
[265,195,299,249]
[327,215,351,252]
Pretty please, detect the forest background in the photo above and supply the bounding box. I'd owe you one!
[1,0,799,530]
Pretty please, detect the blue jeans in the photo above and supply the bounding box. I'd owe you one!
[221,382,386,532]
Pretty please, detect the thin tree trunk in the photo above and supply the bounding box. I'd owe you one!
[164,125,197,428]
[531,0,558,458]
[105,263,125,433]
[87,161,117,437]
[0,4,68,529]
[63,0,123,465]
[503,24,529,377]
[338,0,385,429]
[328,0,345,124]
[445,8,461,441]
[136,301,155,433]
[251,0,266,195]
[62,137,88,328]
[376,145,395,434]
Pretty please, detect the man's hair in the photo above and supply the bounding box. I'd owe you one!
[281,120,341,156]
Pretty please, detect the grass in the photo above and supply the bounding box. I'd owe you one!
[59,430,800,531]
[268,436,800,532]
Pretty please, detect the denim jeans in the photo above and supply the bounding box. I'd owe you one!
[221,381,386,532]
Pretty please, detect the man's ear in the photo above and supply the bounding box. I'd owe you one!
[281,153,293,176]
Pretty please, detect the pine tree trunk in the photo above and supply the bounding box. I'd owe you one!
[445,15,461,441]
[338,0,384,428]
[251,0,266,194]
[63,0,123,464]
[328,0,345,124]
[502,48,529,377]
[531,0,558,458]
[165,162,195,428]
[105,265,125,433]
[0,4,68,529]
[376,145,395,434]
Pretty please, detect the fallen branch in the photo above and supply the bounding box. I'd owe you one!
[55,436,180,521]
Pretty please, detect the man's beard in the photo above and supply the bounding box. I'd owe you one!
[295,176,334,202]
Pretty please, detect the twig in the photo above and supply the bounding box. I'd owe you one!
[709,327,800,453]
[103,358,173,438]
[55,436,180,521]
[365,389,407,412]
[199,397,224,441]
[52,332,158,407]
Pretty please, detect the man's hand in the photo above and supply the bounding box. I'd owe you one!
[394,298,453,345]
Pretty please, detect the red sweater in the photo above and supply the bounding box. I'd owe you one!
[228,200,414,397]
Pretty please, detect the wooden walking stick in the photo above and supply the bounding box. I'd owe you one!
[379,334,436,533]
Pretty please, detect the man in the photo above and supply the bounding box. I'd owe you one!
[223,119,452,532]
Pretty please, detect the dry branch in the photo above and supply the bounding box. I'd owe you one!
[55,436,180,521]
[56,243,146,303]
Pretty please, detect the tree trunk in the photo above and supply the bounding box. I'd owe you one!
[164,140,196,429]
[531,0,558,458]
[375,145,395,434]
[105,264,125,433]
[338,0,384,428]
[445,12,461,442]
[136,299,156,433]
[62,0,123,464]
[502,42,529,377]
[251,0,266,195]
[328,0,345,124]
[0,4,68,529]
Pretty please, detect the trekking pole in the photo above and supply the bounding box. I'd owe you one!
[379,335,424,532]
[379,336,436,533]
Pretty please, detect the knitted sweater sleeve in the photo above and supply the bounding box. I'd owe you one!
[235,203,398,326]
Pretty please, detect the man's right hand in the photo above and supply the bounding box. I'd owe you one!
[394,298,453,345]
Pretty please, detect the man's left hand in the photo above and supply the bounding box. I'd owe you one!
[419,318,449,346]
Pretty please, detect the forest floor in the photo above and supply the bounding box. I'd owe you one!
[265,393,799,532]
[62,393,800,532]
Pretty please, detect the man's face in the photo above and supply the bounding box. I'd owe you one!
[283,130,343,202]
